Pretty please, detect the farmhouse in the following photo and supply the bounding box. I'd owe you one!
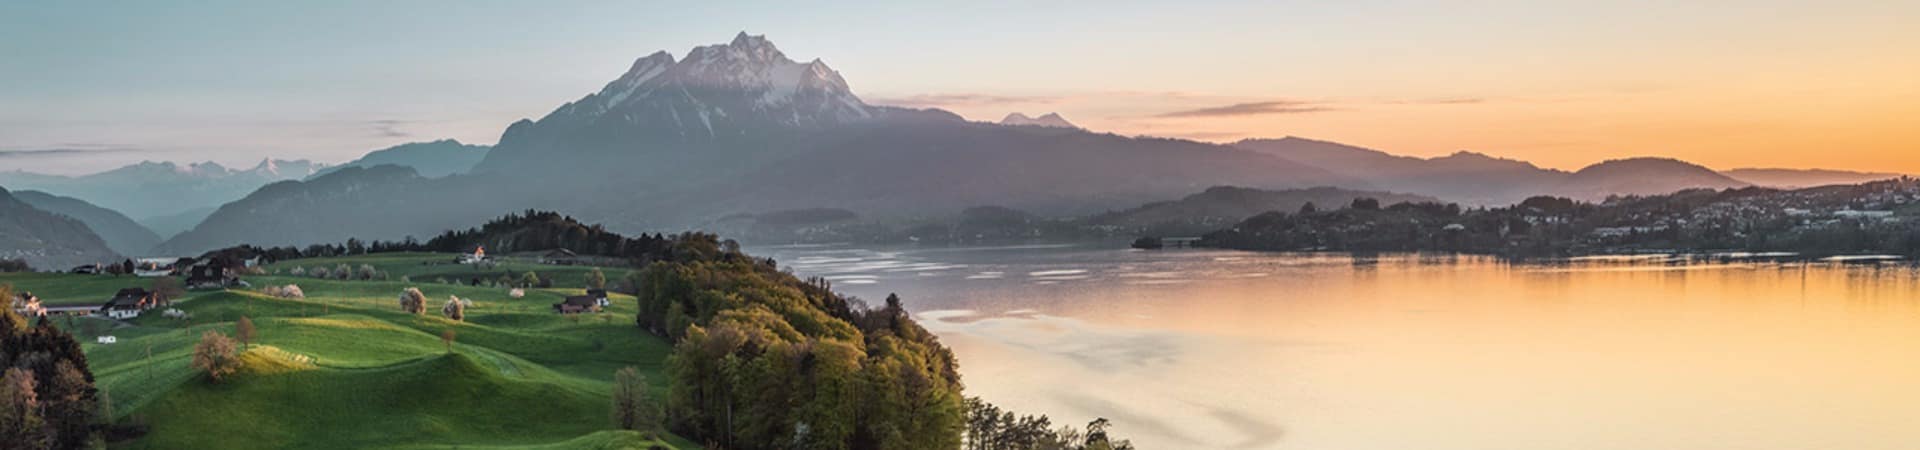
[586,288,610,307]
[457,245,489,264]
[133,258,180,277]
[553,295,602,314]
[101,288,162,319]
[541,248,580,265]
[185,259,242,289]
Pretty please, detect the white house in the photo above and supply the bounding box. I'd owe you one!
[96,336,117,344]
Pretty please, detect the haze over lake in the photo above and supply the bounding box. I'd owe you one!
[755,243,1920,450]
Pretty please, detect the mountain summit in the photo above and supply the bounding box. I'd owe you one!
[1001,112,1078,129]
[476,32,881,176]
[532,33,865,133]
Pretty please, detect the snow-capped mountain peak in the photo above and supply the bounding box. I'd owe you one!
[543,33,871,135]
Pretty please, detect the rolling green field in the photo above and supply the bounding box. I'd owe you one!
[2,253,694,449]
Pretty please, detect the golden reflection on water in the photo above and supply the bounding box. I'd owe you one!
[893,253,1920,450]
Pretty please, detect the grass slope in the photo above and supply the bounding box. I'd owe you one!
[2,253,691,449]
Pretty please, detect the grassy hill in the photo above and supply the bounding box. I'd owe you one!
[2,253,694,449]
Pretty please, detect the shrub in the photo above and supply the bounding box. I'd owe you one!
[191,331,240,383]
[357,264,377,280]
[310,267,330,279]
[333,264,351,280]
[521,272,540,289]
[280,285,304,299]
[398,288,427,314]
[289,266,307,276]
[399,276,412,284]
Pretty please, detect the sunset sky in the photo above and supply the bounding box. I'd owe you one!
[3,0,1916,174]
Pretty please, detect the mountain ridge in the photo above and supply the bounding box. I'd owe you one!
[12,190,162,257]
[0,186,122,268]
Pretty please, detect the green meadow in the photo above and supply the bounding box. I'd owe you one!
[2,253,694,449]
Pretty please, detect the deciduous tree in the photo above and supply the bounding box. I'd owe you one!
[235,316,256,350]
[192,330,240,383]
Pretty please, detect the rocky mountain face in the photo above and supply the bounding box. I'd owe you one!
[1000,112,1078,129]
[0,186,121,269]
[11,190,161,256]
[311,139,491,179]
[459,33,1359,226]
[0,159,324,221]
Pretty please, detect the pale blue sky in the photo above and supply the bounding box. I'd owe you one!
[4,1,1916,174]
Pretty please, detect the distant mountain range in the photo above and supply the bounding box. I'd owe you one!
[153,165,519,255]
[0,186,120,269]
[1722,168,1904,189]
[11,190,160,257]
[0,158,324,221]
[310,139,491,179]
[1086,186,1438,237]
[1233,137,1768,204]
[79,32,1901,255]
[1000,112,1078,129]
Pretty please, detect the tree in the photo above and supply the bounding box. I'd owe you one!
[235,316,256,350]
[611,366,657,431]
[357,264,378,281]
[441,329,456,353]
[192,330,241,382]
[152,276,185,302]
[0,283,25,335]
[442,297,465,321]
[43,361,95,449]
[0,368,48,448]
[522,272,541,289]
[334,264,352,280]
[586,268,607,290]
[398,287,427,314]
[1299,202,1319,214]
[1350,197,1381,211]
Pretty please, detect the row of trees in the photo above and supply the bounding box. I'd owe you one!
[1,284,104,448]
[206,211,732,268]
[963,398,1134,450]
[1203,181,1920,257]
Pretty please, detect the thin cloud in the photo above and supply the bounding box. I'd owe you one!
[1155,131,1246,141]
[367,119,413,138]
[1382,97,1485,105]
[0,148,137,158]
[1154,101,1333,118]
[870,93,1061,108]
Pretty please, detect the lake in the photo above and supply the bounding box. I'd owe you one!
[749,243,1920,450]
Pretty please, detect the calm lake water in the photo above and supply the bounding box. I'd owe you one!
[749,243,1920,450]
